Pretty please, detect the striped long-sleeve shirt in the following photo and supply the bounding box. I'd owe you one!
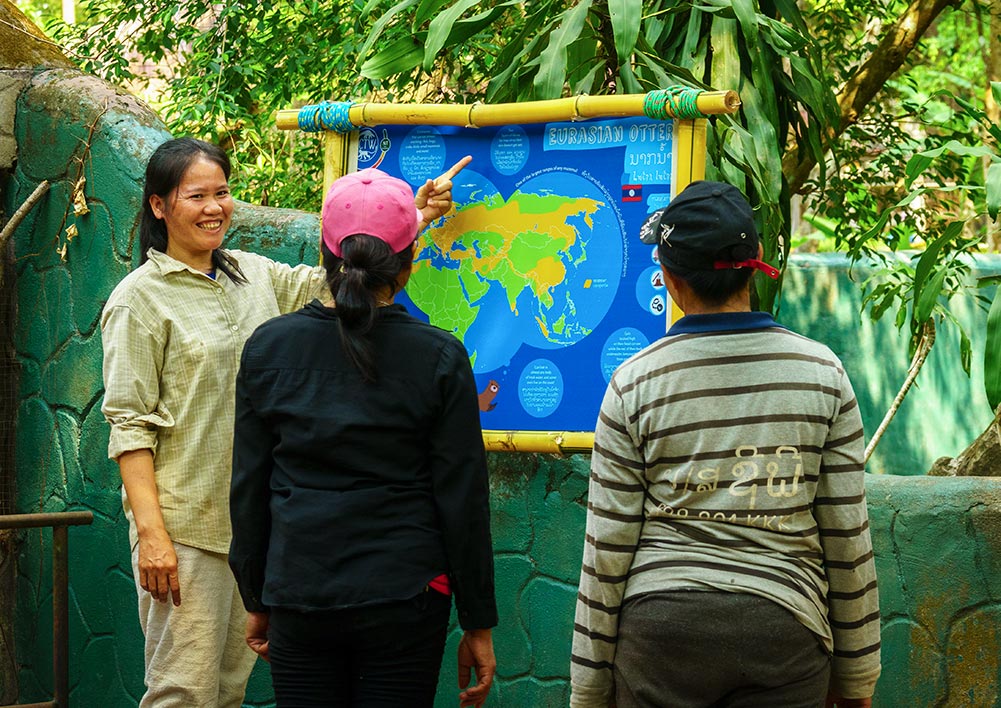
[571,311,880,706]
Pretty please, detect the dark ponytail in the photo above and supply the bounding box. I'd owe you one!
[322,236,414,382]
[139,137,247,284]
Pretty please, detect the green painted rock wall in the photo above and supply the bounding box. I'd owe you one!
[867,475,1001,705]
[3,64,1001,706]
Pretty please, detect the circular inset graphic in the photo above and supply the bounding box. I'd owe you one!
[600,328,650,382]
[490,126,530,176]
[636,265,667,315]
[357,127,380,165]
[518,359,564,418]
[399,126,446,185]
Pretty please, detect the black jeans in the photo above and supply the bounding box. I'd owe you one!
[614,591,832,708]
[267,589,451,707]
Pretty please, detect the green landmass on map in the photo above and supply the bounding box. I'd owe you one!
[407,190,604,348]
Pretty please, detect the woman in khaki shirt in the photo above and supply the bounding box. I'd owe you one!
[101,137,465,707]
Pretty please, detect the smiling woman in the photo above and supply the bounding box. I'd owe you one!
[100,137,330,707]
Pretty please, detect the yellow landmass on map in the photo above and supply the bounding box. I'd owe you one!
[416,192,603,310]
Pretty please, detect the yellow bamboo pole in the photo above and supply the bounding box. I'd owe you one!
[277,90,740,131]
[690,119,708,183]
[481,430,594,454]
[322,132,350,195]
[666,118,709,325]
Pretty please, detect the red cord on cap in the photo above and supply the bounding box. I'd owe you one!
[714,259,780,279]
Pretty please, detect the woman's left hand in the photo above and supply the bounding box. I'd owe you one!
[415,155,472,229]
[245,611,270,662]
[457,627,495,707]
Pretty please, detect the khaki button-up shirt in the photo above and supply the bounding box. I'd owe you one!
[101,249,327,553]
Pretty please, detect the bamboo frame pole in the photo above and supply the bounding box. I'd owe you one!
[481,431,594,454]
[322,132,350,195]
[277,91,740,131]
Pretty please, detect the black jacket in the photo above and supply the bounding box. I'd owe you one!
[229,301,497,630]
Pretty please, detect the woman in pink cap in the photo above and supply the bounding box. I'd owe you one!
[229,167,497,707]
[101,137,468,708]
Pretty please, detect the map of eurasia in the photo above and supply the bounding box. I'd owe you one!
[407,170,624,374]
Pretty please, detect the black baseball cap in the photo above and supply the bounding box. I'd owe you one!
[639,181,779,279]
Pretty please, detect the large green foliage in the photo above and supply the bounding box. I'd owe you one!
[40,1,373,209]
[35,0,840,312]
[360,0,839,313]
[799,1,1000,417]
[850,83,1001,412]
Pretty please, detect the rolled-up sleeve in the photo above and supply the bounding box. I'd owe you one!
[101,304,173,459]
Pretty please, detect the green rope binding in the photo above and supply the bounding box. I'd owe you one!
[643,87,705,120]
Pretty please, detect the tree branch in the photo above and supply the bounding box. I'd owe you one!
[864,320,936,464]
[785,0,958,194]
[0,180,50,254]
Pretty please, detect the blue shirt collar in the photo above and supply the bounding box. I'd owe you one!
[667,311,786,335]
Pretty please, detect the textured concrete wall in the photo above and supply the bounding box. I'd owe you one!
[0,67,320,706]
[868,475,1001,706]
[3,64,1001,706]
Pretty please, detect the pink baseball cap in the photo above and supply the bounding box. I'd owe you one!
[321,168,422,257]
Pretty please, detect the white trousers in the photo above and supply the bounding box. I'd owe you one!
[132,542,257,707]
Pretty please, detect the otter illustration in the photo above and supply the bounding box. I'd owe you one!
[478,380,500,412]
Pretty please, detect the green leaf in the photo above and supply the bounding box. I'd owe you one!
[567,34,599,91]
[987,287,1001,410]
[485,23,551,102]
[571,61,604,95]
[608,0,641,65]
[731,0,779,126]
[871,290,898,322]
[914,268,947,325]
[801,213,838,238]
[906,140,998,189]
[484,6,555,102]
[911,221,962,327]
[987,162,1001,221]
[443,2,520,48]
[895,305,908,330]
[960,327,972,377]
[424,0,482,71]
[978,275,1001,289]
[533,0,592,99]
[359,0,420,61]
[360,0,386,18]
[709,16,740,93]
[414,0,450,28]
[361,36,425,80]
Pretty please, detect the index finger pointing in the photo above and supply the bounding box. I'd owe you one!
[439,155,472,182]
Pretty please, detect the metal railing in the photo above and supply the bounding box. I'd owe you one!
[0,511,94,708]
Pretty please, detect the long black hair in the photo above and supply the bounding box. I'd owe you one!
[139,137,247,284]
[322,235,414,382]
